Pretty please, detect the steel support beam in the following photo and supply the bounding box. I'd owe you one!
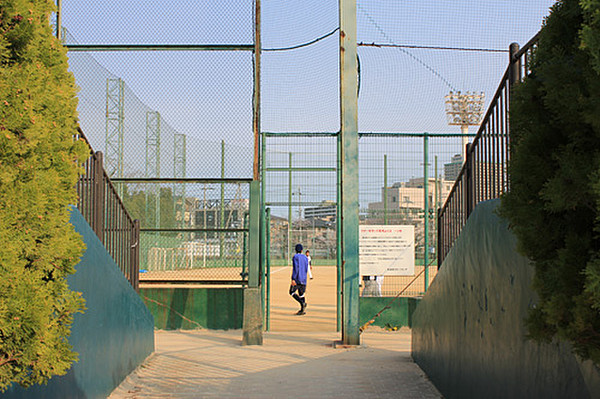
[112,177,252,183]
[339,0,360,346]
[263,131,477,138]
[66,44,253,52]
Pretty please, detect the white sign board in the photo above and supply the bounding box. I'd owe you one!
[359,225,415,276]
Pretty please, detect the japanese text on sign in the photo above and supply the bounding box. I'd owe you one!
[359,225,415,276]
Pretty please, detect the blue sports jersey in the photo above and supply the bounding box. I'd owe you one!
[292,253,309,285]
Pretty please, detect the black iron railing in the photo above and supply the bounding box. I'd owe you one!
[437,34,540,266]
[75,127,140,291]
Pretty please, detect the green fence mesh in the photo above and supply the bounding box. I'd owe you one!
[61,0,555,292]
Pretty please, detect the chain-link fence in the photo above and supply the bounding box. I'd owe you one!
[263,134,338,266]
[263,132,470,296]
[113,180,251,283]
[258,1,553,297]
[358,133,470,296]
[64,1,255,285]
[62,0,555,291]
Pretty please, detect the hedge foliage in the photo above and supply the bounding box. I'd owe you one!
[0,0,89,391]
[499,0,600,364]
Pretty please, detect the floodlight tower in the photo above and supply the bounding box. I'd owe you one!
[145,111,161,231]
[105,78,125,179]
[445,91,485,162]
[173,133,187,229]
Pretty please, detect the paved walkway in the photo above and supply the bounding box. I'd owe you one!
[108,328,442,398]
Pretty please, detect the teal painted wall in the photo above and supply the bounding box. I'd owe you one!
[4,209,155,399]
[359,297,419,329]
[140,289,414,332]
[412,200,600,399]
[141,287,243,330]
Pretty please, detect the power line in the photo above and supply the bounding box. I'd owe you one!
[263,27,339,52]
[358,42,507,53]
[357,4,457,91]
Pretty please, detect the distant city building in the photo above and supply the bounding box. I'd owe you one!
[444,154,463,182]
[183,197,248,228]
[367,177,454,223]
[304,201,337,220]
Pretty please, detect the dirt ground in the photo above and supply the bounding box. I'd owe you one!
[268,265,338,332]
[140,263,436,332]
[268,264,437,332]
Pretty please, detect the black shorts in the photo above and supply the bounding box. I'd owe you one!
[289,283,306,296]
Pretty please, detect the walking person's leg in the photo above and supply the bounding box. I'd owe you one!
[290,284,307,314]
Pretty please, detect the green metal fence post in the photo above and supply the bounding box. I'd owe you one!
[220,140,225,258]
[384,154,388,225]
[336,131,342,333]
[243,181,263,345]
[260,132,267,324]
[248,183,261,287]
[340,0,360,346]
[434,155,439,268]
[288,152,292,266]
[266,207,271,331]
[241,212,248,280]
[423,132,430,292]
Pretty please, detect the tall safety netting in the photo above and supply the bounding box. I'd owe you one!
[62,1,255,283]
[61,1,556,291]
[261,1,340,275]
[262,0,556,296]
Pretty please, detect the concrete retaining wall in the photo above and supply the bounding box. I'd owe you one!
[5,208,155,399]
[412,199,600,398]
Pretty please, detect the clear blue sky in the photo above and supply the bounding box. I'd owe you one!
[61,0,555,138]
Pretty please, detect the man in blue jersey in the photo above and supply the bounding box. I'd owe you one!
[289,243,309,315]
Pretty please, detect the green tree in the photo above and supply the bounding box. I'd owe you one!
[0,0,89,391]
[499,0,600,363]
[120,185,176,229]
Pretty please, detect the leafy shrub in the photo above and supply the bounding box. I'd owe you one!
[0,0,89,391]
[499,0,600,364]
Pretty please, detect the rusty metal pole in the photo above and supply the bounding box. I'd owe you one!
[253,0,261,181]
[509,43,521,87]
[56,0,62,41]
[94,151,105,243]
[243,0,263,346]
